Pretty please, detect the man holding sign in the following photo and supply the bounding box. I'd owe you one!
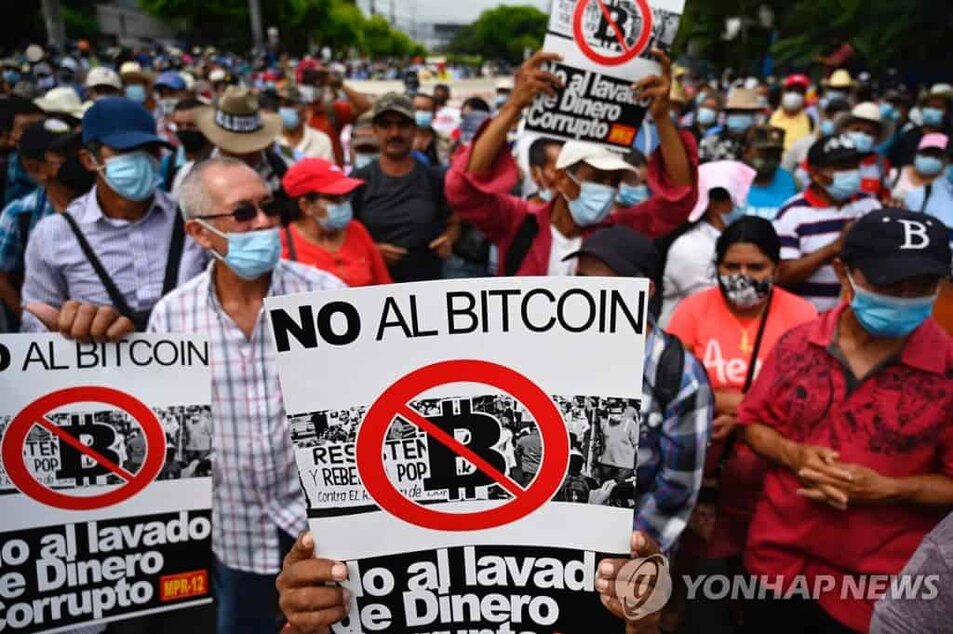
[445,49,697,277]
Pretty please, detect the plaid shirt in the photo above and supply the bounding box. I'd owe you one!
[148,260,345,574]
[635,325,713,553]
[698,131,746,163]
[0,187,53,274]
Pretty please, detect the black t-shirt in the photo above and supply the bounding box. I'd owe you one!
[351,159,450,282]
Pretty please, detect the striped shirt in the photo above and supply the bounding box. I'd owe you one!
[774,189,881,311]
[635,324,713,554]
[148,261,344,574]
[20,186,208,331]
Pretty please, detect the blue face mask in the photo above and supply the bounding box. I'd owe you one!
[722,205,747,226]
[279,107,300,130]
[353,153,378,169]
[174,144,187,169]
[847,131,875,154]
[696,107,718,126]
[319,200,353,231]
[921,107,946,128]
[826,90,847,102]
[537,188,554,202]
[915,154,945,177]
[849,274,936,338]
[726,113,754,134]
[566,174,616,227]
[97,151,162,202]
[3,70,20,85]
[616,183,650,207]
[200,223,281,280]
[820,120,836,136]
[880,102,900,122]
[947,165,953,186]
[414,111,434,128]
[824,169,861,201]
[124,84,147,103]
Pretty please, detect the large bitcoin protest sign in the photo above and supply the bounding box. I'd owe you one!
[524,0,685,150]
[0,335,213,633]
[267,278,648,633]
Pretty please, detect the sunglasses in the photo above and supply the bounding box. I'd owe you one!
[201,198,282,222]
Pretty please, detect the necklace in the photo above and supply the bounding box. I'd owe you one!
[726,308,764,356]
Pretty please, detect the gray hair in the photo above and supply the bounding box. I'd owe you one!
[178,157,265,219]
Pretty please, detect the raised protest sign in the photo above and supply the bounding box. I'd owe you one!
[0,335,213,633]
[524,0,685,150]
[267,278,648,633]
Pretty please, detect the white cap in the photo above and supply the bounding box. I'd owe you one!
[555,141,636,174]
[119,61,143,76]
[25,44,44,64]
[495,77,514,92]
[179,71,195,91]
[33,86,88,118]
[689,160,756,223]
[849,101,883,125]
[84,66,122,90]
[209,68,227,82]
[59,57,79,72]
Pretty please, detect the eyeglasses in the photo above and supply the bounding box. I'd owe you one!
[200,198,282,222]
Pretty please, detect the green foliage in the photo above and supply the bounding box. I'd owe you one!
[137,0,426,58]
[448,5,548,64]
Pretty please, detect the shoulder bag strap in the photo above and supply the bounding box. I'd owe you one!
[161,207,186,295]
[284,225,297,262]
[504,214,539,276]
[920,183,933,214]
[60,213,134,317]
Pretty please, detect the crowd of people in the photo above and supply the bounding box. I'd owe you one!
[0,37,951,634]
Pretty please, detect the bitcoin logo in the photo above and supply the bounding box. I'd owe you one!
[55,413,122,485]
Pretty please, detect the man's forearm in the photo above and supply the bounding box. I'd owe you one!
[892,474,953,507]
[654,117,692,187]
[341,84,372,116]
[776,242,840,288]
[744,423,799,471]
[0,273,21,317]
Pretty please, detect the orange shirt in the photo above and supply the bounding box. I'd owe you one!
[307,101,356,166]
[280,221,392,287]
[667,286,818,391]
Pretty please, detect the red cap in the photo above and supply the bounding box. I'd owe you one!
[784,74,810,89]
[282,158,365,197]
[295,57,322,83]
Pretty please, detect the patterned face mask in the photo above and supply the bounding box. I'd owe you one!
[718,274,772,309]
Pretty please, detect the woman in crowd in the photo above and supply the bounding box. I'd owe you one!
[666,218,816,623]
[659,160,756,325]
[280,158,392,286]
[889,133,949,203]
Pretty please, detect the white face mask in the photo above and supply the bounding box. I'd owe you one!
[782,92,805,111]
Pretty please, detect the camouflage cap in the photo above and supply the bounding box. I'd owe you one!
[372,92,414,122]
[748,125,785,150]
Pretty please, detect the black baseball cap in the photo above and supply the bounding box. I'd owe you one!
[808,134,860,168]
[564,225,660,279]
[841,208,952,286]
[18,117,76,160]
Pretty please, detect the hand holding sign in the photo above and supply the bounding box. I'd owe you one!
[509,51,565,111]
[25,300,135,343]
[631,48,673,122]
[278,531,351,634]
[596,531,666,633]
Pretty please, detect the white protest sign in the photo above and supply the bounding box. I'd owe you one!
[524,0,685,149]
[267,277,649,633]
[0,334,213,633]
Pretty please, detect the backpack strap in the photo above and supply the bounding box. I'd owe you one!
[284,225,298,262]
[60,212,134,318]
[161,207,186,295]
[264,149,289,180]
[504,214,539,276]
[653,332,685,413]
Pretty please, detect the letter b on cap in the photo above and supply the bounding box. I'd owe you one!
[898,219,931,250]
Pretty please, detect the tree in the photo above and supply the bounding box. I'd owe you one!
[448,5,548,64]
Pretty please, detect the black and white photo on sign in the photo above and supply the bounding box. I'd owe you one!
[0,404,213,492]
[289,393,640,509]
[576,0,679,59]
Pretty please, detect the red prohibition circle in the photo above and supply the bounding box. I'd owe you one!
[356,360,569,531]
[573,0,654,66]
[1,386,167,510]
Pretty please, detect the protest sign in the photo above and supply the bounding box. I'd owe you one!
[523,0,685,150]
[267,278,649,633]
[0,335,213,633]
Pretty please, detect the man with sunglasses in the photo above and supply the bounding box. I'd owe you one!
[148,156,344,634]
[349,92,460,283]
[20,97,208,337]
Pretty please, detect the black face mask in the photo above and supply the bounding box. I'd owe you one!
[56,154,95,193]
[176,129,206,155]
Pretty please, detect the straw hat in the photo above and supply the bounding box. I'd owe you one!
[724,88,763,111]
[194,86,281,154]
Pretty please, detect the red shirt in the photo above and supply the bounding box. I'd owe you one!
[280,221,392,287]
[444,129,699,276]
[738,304,953,632]
[307,101,356,166]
